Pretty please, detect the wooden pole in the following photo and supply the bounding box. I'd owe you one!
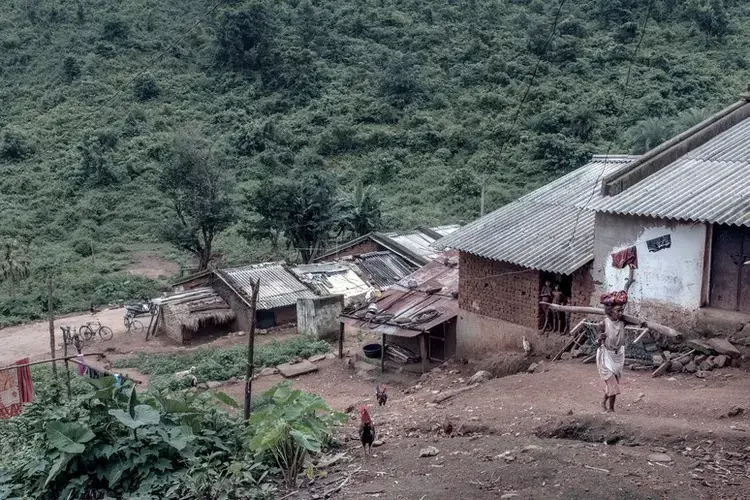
[381,334,386,372]
[338,321,345,359]
[0,352,105,372]
[47,277,57,378]
[62,329,71,399]
[541,302,683,340]
[244,278,260,420]
[419,333,428,374]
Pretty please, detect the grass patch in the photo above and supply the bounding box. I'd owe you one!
[114,336,331,382]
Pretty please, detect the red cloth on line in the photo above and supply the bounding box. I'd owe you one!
[0,357,34,419]
[611,246,638,269]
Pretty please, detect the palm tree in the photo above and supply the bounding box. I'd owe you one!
[1,239,30,297]
[627,117,672,154]
[338,181,382,238]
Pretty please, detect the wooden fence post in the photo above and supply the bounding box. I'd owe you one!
[244,279,260,420]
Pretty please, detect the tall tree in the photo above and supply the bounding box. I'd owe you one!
[159,134,235,270]
[245,172,338,263]
[337,180,382,237]
[0,238,30,297]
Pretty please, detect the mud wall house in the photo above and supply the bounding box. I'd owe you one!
[158,288,235,344]
[435,155,640,358]
[590,94,750,336]
[171,262,318,330]
[341,251,460,371]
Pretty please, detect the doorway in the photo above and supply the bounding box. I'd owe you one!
[709,225,750,314]
[539,272,572,332]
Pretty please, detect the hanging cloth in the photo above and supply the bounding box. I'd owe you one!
[611,246,638,269]
[0,358,33,419]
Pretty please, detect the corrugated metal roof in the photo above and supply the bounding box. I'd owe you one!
[435,156,639,274]
[290,263,370,303]
[594,119,750,226]
[395,250,459,295]
[355,251,419,289]
[223,262,317,310]
[384,226,461,261]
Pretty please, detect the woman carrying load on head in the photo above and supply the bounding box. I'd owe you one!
[596,291,645,413]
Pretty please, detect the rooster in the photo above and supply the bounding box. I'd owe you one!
[359,406,376,456]
[522,336,532,357]
[376,384,387,406]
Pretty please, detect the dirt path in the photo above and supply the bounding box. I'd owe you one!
[220,356,750,499]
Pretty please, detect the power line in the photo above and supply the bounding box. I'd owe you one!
[566,0,655,249]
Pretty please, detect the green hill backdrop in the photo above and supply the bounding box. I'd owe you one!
[0,0,748,325]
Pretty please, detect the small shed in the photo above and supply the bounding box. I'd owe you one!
[341,252,459,373]
[157,288,235,344]
[223,262,318,329]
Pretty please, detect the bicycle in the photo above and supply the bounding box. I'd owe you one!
[124,314,144,333]
[78,320,114,341]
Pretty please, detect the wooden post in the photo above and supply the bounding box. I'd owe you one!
[419,333,428,374]
[338,321,344,359]
[47,278,57,378]
[244,278,260,420]
[381,334,386,372]
[62,328,71,399]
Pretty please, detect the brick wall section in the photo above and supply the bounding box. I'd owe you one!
[459,252,540,330]
[569,263,595,328]
[319,241,379,261]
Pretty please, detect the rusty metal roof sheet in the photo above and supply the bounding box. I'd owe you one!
[594,118,750,226]
[384,226,461,261]
[223,262,317,310]
[290,262,370,302]
[355,251,419,289]
[435,156,639,274]
[342,252,459,338]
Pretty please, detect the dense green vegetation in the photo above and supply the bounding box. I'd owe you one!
[113,336,331,390]
[0,369,342,498]
[1,0,749,325]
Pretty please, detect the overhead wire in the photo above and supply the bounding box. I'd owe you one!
[565,0,655,249]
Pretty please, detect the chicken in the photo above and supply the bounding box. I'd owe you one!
[358,406,376,456]
[175,366,198,387]
[522,336,532,357]
[443,416,453,436]
[376,384,388,406]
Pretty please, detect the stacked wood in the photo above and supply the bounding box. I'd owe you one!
[384,344,420,364]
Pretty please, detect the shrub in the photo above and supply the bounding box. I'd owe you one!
[0,128,35,160]
[133,73,160,101]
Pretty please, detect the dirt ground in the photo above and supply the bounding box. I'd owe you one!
[4,310,750,499]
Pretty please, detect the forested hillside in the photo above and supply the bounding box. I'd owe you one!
[1,0,748,325]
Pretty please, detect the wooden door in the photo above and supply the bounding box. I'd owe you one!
[710,226,750,314]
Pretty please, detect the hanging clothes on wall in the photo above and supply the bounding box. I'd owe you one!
[0,358,34,419]
[611,246,638,269]
[647,234,671,253]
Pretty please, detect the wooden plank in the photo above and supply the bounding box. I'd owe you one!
[651,359,671,378]
[582,354,596,364]
[277,359,318,378]
[542,303,682,340]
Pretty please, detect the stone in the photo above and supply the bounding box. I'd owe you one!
[695,370,707,379]
[277,359,318,378]
[694,355,708,365]
[663,350,672,360]
[372,440,385,447]
[235,331,246,337]
[500,494,520,499]
[669,360,683,372]
[647,453,673,463]
[699,361,713,371]
[308,354,327,363]
[527,362,540,374]
[714,355,728,368]
[687,339,715,356]
[206,381,222,389]
[706,356,716,368]
[683,361,698,373]
[561,352,572,361]
[325,352,336,359]
[419,446,440,457]
[651,355,664,366]
[468,370,492,385]
[707,338,742,358]
[257,367,278,377]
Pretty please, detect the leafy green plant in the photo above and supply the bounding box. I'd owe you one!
[114,336,331,382]
[0,376,275,499]
[247,382,346,488]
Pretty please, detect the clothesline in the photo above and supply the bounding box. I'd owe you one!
[0,353,105,373]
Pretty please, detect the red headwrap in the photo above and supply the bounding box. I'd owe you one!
[600,290,628,306]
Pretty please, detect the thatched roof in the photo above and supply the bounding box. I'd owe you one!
[160,287,235,332]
